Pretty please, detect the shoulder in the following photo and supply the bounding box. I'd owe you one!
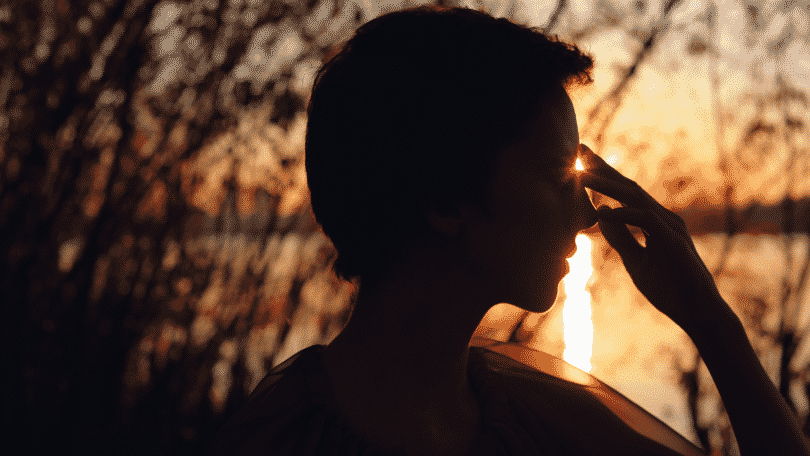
[468,343,701,456]
[204,345,335,456]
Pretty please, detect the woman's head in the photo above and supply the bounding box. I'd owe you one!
[305,5,595,283]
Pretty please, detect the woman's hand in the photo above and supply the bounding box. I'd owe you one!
[578,143,810,455]
[577,144,724,335]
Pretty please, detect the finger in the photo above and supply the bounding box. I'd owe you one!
[603,202,691,240]
[597,216,645,271]
[578,144,638,189]
[601,206,695,254]
[579,147,683,226]
[580,172,647,208]
[579,145,668,212]
[597,206,666,238]
[658,207,689,235]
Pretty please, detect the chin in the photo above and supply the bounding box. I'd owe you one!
[507,271,564,313]
[516,284,560,314]
[533,299,557,314]
[539,279,566,313]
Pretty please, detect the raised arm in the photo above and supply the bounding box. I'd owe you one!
[578,144,810,456]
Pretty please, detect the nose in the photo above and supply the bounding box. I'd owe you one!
[573,181,598,231]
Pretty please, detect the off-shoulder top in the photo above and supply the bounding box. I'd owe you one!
[204,338,706,455]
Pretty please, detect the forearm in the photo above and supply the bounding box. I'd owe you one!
[688,301,810,456]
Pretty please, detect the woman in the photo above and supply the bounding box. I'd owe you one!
[205,5,809,455]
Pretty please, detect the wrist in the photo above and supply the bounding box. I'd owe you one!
[681,297,743,348]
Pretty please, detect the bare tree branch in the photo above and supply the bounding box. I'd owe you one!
[581,0,683,148]
[544,0,566,32]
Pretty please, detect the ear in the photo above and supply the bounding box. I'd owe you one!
[424,201,464,238]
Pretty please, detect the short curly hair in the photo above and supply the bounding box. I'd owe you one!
[305,5,594,282]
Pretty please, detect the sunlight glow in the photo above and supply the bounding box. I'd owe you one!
[575,157,584,171]
[562,234,594,372]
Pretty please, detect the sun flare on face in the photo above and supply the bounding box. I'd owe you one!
[562,234,594,372]
[574,157,584,171]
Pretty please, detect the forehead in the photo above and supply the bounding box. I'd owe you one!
[542,91,579,157]
[505,90,579,166]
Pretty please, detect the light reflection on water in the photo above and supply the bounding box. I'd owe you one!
[562,234,595,373]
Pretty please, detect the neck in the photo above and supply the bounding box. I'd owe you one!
[324,241,494,418]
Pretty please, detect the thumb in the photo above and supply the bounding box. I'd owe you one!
[598,208,644,271]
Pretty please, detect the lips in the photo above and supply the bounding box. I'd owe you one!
[562,260,570,276]
[564,242,578,258]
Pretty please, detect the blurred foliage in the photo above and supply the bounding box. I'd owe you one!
[1,0,810,455]
[1,0,361,453]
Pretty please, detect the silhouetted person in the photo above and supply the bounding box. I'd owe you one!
[205,6,810,455]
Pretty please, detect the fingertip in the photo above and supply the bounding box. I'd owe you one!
[578,143,594,154]
[578,144,596,167]
[596,216,621,232]
[597,218,622,242]
[597,217,644,264]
